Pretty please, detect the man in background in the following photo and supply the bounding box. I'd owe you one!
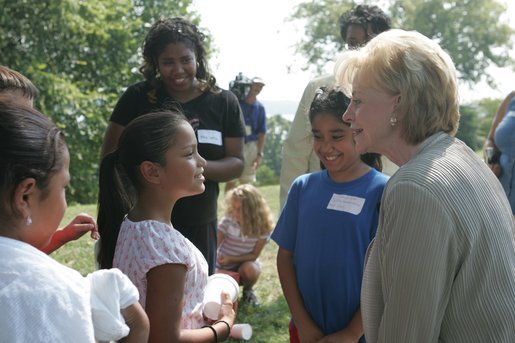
[279,5,394,207]
[226,77,267,191]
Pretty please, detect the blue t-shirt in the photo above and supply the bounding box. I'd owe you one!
[494,97,515,213]
[272,169,388,340]
[240,100,266,143]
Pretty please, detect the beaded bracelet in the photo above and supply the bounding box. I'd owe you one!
[202,325,218,342]
[214,320,231,337]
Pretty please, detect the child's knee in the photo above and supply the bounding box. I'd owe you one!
[239,261,261,280]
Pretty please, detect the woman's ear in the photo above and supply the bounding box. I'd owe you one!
[139,161,162,184]
[13,178,37,218]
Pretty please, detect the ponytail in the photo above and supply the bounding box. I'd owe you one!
[97,150,134,269]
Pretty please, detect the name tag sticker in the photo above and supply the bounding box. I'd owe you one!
[327,194,365,215]
[197,129,222,146]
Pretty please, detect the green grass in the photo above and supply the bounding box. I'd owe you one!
[52,184,289,343]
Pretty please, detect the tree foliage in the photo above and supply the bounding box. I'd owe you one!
[456,105,481,150]
[290,0,514,84]
[260,115,292,180]
[391,0,513,84]
[0,0,199,203]
[289,0,355,73]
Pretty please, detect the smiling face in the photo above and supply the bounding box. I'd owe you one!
[311,112,364,182]
[342,73,400,155]
[157,42,198,98]
[157,122,206,199]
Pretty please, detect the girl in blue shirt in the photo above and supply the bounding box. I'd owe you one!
[272,87,388,343]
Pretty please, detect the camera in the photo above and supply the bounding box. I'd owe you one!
[229,72,252,102]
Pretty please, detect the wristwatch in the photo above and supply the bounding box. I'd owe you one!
[257,152,263,157]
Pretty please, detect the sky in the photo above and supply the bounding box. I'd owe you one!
[191,0,515,107]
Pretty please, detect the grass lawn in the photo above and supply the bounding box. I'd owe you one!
[52,184,290,342]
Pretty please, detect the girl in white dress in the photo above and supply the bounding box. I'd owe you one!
[97,111,236,342]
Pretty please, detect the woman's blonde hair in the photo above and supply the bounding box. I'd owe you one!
[224,184,274,237]
[335,29,460,145]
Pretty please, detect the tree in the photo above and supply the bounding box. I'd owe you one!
[290,0,514,85]
[390,0,513,85]
[261,115,292,179]
[289,0,355,74]
[456,105,481,150]
[0,0,199,203]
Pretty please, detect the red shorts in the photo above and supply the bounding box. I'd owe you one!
[289,320,300,343]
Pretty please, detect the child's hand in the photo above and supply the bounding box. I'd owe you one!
[297,322,324,343]
[217,255,230,266]
[61,213,99,241]
[216,292,236,325]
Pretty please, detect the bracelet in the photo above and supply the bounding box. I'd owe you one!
[214,320,231,338]
[202,325,218,343]
[257,152,263,157]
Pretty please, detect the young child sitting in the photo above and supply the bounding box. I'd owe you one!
[217,184,274,306]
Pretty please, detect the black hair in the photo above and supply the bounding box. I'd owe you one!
[309,87,383,171]
[339,4,391,42]
[140,17,217,92]
[0,103,66,223]
[97,111,190,269]
[0,66,39,100]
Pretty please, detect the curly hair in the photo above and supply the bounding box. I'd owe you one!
[140,17,217,92]
[338,4,391,42]
[224,184,274,237]
[309,86,383,171]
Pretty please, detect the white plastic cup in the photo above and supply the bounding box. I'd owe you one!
[202,273,239,320]
[230,323,253,340]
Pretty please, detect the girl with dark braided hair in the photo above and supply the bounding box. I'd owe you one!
[100,17,245,275]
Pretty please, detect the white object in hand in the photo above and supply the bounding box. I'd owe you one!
[202,273,239,320]
[485,147,495,160]
[230,323,253,340]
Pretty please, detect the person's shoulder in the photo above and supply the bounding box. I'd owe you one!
[369,168,390,183]
[124,80,152,94]
[292,171,323,188]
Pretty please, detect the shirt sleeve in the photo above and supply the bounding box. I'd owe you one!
[271,178,302,252]
[377,181,458,342]
[110,84,143,126]
[87,268,139,341]
[217,216,231,234]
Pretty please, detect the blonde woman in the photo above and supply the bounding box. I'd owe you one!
[337,29,515,342]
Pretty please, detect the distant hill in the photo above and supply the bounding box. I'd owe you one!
[261,100,298,121]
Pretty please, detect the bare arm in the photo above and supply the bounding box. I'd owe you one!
[254,133,266,168]
[100,121,125,158]
[277,247,323,343]
[217,230,225,248]
[40,213,98,254]
[204,137,244,182]
[119,302,150,343]
[317,308,363,343]
[145,264,235,343]
[485,91,515,145]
